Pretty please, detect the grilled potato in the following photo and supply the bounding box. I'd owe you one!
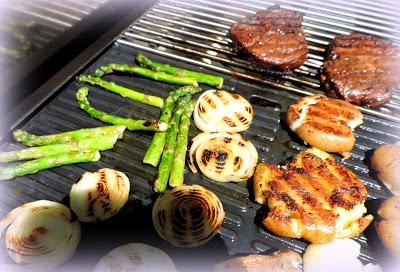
[287,94,363,157]
[370,143,400,196]
[214,250,302,272]
[254,148,372,243]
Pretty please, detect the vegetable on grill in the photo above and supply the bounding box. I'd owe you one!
[94,63,198,86]
[0,135,118,163]
[152,184,225,247]
[0,200,80,271]
[193,90,254,133]
[77,74,164,108]
[70,168,130,222]
[13,125,125,147]
[136,53,224,88]
[0,150,100,180]
[143,85,202,167]
[153,96,189,193]
[169,99,196,187]
[188,132,258,182]
[76,86,168,131]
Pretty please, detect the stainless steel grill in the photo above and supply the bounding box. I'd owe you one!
[0,0,109,55]
[116,0,400,123]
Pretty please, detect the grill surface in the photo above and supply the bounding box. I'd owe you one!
[1,0,400,270]
[0,0,109,64]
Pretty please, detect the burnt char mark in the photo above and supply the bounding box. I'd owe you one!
[223,137,232,143]
[329,189,354,210]
[235,112,247,124]
[231,93,240,99]
[87,192,95,217]
[201,149,213,166]
[277,192,298,211]
[223,116,236,127]
[215,150,228,162]
[143,120,156,127]
[204,95,217,108]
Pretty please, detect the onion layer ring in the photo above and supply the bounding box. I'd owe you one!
[188,132,258,182]
[0,200,81,271]
[194,90,254,133]
[152,184,225,247]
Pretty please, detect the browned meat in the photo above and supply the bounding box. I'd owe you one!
[321,33,400,107]
[254,148,373,243]
[230,6,308,70]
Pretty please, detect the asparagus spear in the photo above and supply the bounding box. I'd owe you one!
[153,96,191,193]
[13,125,125,147]
[136,54,224,88]
[94,64,198,86]
[76,87,168,131]
[0,135,117,163]
[77,75,164,108]
[0,150,100,181]
[143,86,202,167]
[169,100,196,187]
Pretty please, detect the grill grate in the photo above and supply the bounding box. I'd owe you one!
[0,0,109,61]
[117,0,400,123]
[0,0,400,269]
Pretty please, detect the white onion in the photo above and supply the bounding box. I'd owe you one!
[69,168,130,222]
[193,90,254,133]
[188,132,258,182]
[92,243,177,272]
[152,184,225,247]
[0,200,81,272]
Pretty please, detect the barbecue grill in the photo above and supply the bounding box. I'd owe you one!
[1,0,399,271]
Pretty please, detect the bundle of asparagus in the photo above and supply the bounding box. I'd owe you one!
[0,126,125,180]
[147,86,201,193]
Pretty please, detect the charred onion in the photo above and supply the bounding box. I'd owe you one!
[0,200,80,271]
[193,90,254,133]
[188,132,258,182]
[152,184,225,247]
[69,168,130,222]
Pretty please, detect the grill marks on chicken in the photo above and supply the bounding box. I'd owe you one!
[230,6,308,69]
[321,33,400,107]
[254,148,372,243]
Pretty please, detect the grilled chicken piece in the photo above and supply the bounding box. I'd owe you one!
[321,33,400,107]
[287,94,363,157]
[214,250,302,272]
[230,6,308,69]
[254,148,373,243]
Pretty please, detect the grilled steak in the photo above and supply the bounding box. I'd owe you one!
[230,6,308,70]
[321,33,400,107]
[287,94,363,157]
[254,148,373,243]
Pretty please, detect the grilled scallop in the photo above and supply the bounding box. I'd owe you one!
[254,148,373,243]
[287,94,363,157]
[193,90,254,133]
[69,168,130,222]
[152,185,225,247]
[188,132,258,182]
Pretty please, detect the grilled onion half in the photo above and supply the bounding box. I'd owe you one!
[93,243,177,272]
[69,168,130,222]
[188,132,258,182]
[193,90,254,133]
[0,200,80,271]
[152,184,225,247]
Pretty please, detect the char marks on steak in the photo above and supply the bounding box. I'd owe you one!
[230,6,308,70]
[321,33,400,107]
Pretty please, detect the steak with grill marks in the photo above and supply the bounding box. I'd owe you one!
[253,148,373,244]
[321,33,400,107]
[229,6,308,70]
